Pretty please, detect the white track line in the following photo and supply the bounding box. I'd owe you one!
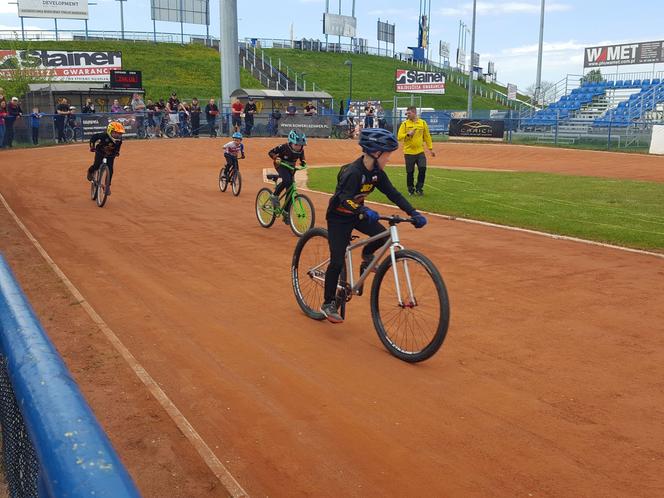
[297,186,664,260]
[0,193,249,498]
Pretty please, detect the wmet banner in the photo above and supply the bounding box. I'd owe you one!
[584,40,664,68]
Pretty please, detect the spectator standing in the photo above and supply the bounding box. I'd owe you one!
[131,93,146,134]
[304,101,317,116]
[364,101,375,129]
[346,105,356,133]
[269,107,282,136]
[155,98,167,136]
[167,92,180,113]
[231,98,243,133]
[397,105,435,196]
[111,99,123,113]
[0,88,5,106]
[82,98,96,113]
[376,103,386,129]
[190,97,201,137]
[178,101,191,136]
[244,97,257,136]
[204,98,219,138]
[30,107,44,145]
[145,99,156,132]
[54,97,70,143]
[286,99,297,116]
[0,100,7,149]
[3,97,23,148]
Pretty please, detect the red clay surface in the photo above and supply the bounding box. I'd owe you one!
[1,138,663,497]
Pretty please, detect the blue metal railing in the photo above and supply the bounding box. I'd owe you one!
[0,255,140,497]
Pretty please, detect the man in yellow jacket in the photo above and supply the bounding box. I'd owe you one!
[397,106,436,195]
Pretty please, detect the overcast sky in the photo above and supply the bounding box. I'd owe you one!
[1,0,663,88]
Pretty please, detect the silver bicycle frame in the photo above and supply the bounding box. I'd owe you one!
[306,223,416,306]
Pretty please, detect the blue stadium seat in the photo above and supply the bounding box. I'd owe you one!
[642,79,650,86]
[652,78,661,85]
[605,81,615,88]
[615,80,624,88]
[623,80,633,87]
[632,79,641,87]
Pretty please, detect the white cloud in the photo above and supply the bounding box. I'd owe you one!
[438,2,571,17]
[0,3,19,15]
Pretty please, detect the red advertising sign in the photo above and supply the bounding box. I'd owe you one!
[395,69,446,94]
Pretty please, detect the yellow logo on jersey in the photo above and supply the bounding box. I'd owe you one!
[346,199,359,209]
[360,184,373,193]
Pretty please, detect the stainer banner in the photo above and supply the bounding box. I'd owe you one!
[18,0,89,20]
[0,50,122,81]
[584,40,664,67]
[395,69,445,94]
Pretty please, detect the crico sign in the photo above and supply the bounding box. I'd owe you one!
[0,50,122,81]
[584,40,664,68]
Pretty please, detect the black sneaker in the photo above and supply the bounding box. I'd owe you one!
[408,189,415,196]
[416,190,424,196]
[321,302,343,323]
[86,170,94,182]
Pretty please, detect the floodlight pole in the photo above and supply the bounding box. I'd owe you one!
[179,0,184,44]
[466,0,477,117]
[534,0,546,105]
[115,0,127,41]
[20,17,25,41]
[220,0,240,110]
[54,18,59,40]
[344,60,353,103]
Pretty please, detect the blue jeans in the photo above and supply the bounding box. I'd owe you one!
[0,124,5,148]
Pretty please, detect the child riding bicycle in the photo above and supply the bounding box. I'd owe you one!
[86,121,125,196]
[320,128,428,323]
[222,132,245,177]
[268,130,307,218]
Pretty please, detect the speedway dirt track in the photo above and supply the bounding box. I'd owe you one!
[1,139,663,497]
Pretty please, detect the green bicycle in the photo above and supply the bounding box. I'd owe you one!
[255,161,315,237]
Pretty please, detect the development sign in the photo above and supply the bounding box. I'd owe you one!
[0,50,121,81]
[18,0,88,19]
[449,119,505,139]
[584,40,664,67]
[323,13,357,38]
[395,70,445,94]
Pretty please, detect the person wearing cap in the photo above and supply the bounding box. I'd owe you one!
[3,97,23,148]
[244,97,257,136]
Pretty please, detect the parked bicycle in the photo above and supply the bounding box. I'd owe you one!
[291,215,450,363]
[255,161,315,237]
[64,121,84,143]
[219,155,242,196]
[89,158,110,208]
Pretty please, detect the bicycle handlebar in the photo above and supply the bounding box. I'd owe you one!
[278,160,307,171]
[378,215,416,226]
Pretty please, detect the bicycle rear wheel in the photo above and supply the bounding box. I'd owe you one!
[370,249,450,363]
[96,165,110,208]
[289,194,315,237]
[231,170,242,196]
[90,178,97,201]
[74,128,84,142]
[291,228,329,320]
[64,127,74,143]
[255,187,276,228]
[218,168,229,192]
[165,124,177,138]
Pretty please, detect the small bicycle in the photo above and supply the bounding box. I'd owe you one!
[255,161,315,237]
[219,156,242,196]
[89,158,110,208]
[291,216,450,363]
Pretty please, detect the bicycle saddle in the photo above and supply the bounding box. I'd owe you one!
[266,174,280,181]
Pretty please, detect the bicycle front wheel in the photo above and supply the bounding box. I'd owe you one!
[291,227,329,320]
[165,124,177,138]
[231,170,242,196]
[218,168,229,192]
[64,127,74,143]
[255,187,276,228]
[74,128,84,142]
[289,194,315,237]
[96,165,111,208]
[371,249,450,363]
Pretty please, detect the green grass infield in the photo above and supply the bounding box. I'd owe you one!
[307,166,664,251]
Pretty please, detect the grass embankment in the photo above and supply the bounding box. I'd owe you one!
[308,166,664,251]
[0,40,262,100]
[263,49,508,111]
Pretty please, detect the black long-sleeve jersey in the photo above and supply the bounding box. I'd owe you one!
[90,132,122,157]
[328,156,415,217]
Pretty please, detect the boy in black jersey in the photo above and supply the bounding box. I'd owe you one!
[267,130,307,220]
[86,121,125,196]
[321,128,427,323]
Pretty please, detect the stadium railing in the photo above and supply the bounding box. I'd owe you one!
[0,255,140,497]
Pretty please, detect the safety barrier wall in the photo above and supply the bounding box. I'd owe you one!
[0,255,141,497]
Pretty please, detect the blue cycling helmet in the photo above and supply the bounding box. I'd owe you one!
[232,132,243,139]
[288,130,307,145]
[359,128,399,153]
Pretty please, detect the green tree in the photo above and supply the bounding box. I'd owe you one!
[581,69,603,84]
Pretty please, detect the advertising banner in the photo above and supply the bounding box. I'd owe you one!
[0,50,121,81]
[439,41,450,58]
[449,119,505,139]
[81,113,138,139]
[150,0,209,25]
[323,13,357,38]
[584,40,664,68]
[395,69,445,94]
[110,70,142,89]
[507,83,518,101]
[18,0,88,19]
[278,115,332,138]
[456,48,466,66]
[472,52,480,67]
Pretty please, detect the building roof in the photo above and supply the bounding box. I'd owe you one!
[27,83,143,94]
[230,88,333,100]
